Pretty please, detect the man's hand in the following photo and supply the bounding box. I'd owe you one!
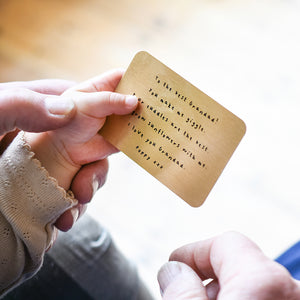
[158,232,300,300]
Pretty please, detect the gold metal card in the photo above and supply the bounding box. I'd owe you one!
[100,51,246,207]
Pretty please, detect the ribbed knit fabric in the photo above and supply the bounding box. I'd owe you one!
[0,132,77,296]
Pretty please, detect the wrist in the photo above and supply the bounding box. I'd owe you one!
[24,132,80,190]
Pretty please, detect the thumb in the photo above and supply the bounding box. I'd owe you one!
[158,261,209,300]
[0,88,75,135]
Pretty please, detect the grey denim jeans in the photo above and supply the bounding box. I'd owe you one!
[3,215,154,300]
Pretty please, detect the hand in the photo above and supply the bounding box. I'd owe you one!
[157,232,300,300]
[0,79,79,234]
[0,78,113,232]
[0,79,76,142]
[25,69,138,231]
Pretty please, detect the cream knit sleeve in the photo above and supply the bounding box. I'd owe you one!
[0,133,77,296]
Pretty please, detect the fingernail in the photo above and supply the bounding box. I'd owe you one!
[45,97,75,116]
[92,178,100,196]
[157,261,182,295]
[70,207,79,223]
[77,204,87,220]
[125,95,138,108]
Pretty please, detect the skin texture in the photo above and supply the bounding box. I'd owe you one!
[24,69,138,232]
[0,71,138,235]
[0,78,77,233]
[158,231,300,300]
[0,79,76,137]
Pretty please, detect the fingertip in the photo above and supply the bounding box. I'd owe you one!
[71,159,109,204]
[55,207,78,232]
[107,92,137,112]
[158,262,183,295]
[158,261,207,299]
[125,95,138,109]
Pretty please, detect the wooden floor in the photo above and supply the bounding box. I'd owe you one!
[0,0,195,81]
[1,0,300,298]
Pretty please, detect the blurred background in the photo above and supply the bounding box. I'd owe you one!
[1,0,300,298]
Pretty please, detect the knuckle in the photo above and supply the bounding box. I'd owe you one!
[108,92,126,107]
[215,231,250,247]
